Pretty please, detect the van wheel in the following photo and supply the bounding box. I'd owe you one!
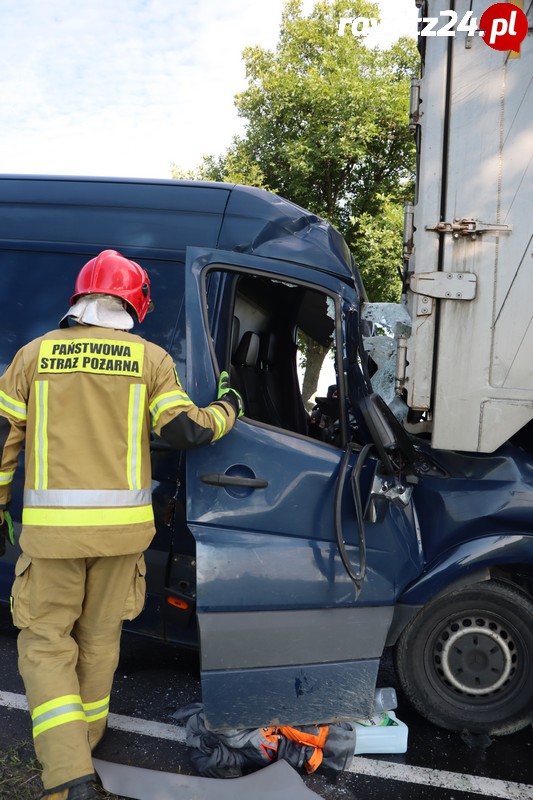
[394,580,533,735]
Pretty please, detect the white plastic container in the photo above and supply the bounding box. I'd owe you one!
[352,710,409,755]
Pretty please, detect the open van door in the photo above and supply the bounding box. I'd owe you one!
[183,247,420,731]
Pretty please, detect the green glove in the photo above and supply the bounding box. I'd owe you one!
[0,510,14,557]
[217,371,231,399]
[217,371,244,418]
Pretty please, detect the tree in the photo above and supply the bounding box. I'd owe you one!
[299,333,331,410]
[172,145,270,189]
[173,0,418,394]
[352,195,406,302]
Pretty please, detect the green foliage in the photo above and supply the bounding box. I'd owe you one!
[351,196,404,302]
[0,743,42,800]
[172,143,271,189]
[0,742,123,799]
[174,0,418,304]
[235,2,415,219]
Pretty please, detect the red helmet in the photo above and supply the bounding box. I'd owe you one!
[71,250,153,323]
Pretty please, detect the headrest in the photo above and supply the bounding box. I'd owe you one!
[234,331,260,367]
[259,332,276,366]
[231,317,241,356]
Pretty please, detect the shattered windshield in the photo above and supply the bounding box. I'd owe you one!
[360,302,411,421]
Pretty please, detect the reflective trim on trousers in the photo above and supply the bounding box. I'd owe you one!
[32,694,86,739]
[83,695,110,723]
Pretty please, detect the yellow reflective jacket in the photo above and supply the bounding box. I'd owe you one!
[0,325,236,558]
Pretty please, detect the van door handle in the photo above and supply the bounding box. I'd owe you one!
[200,473,268,488]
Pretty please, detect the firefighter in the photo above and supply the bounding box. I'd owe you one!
[0,250,243,800]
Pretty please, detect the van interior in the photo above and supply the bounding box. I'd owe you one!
[206,270,340,444]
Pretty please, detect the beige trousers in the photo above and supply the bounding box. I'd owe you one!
[11,551,146,791]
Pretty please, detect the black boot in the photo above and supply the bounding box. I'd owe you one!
[41,779,97,800]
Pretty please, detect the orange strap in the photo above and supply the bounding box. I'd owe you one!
[259,727,280,762]
[277,725,330,774]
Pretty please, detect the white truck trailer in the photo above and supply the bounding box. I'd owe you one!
[395,0,532,453]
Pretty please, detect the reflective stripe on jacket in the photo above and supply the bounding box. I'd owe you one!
[0,325,236,558]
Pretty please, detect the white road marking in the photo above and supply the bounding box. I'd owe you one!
[347,756,533,799]
[0,690,186,743]
[0,690,27,712]
[107,711,186,743]
[1,690,532,799]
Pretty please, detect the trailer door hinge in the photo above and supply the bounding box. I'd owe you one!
[425,219,513,239]
[409,271,477,303]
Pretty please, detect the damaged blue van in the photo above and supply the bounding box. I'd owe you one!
[1,174,533,736]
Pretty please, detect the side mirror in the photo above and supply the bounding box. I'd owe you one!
[359,392,418,474]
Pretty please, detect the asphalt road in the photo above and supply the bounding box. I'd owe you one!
[0,611,532,800]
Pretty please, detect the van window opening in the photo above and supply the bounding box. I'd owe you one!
[206,270,344,446]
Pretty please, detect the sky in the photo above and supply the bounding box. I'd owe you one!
[0,1,419,180]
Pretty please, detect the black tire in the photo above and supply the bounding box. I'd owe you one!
[394,580,533,735]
